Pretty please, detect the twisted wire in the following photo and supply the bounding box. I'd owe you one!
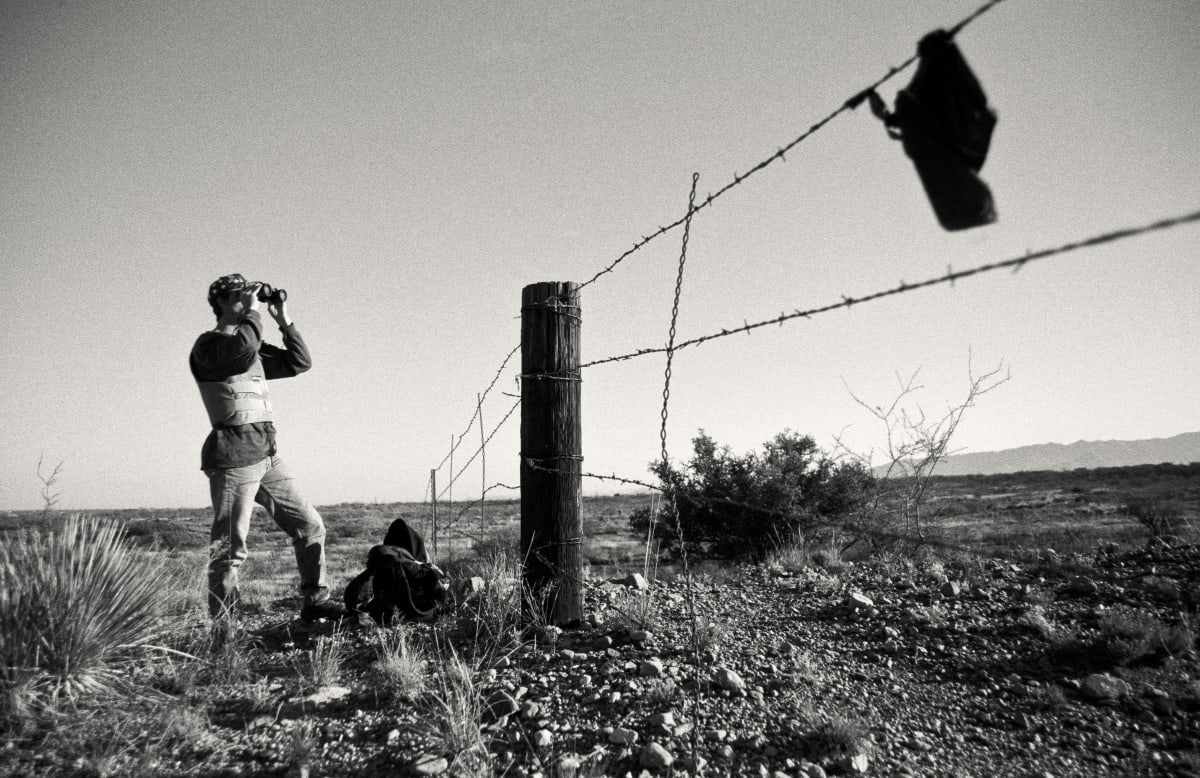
[581,209,1200,369]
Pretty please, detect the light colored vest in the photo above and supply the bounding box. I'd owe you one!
[196,359,274,428]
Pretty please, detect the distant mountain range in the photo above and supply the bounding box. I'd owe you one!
[909,432,1200,476]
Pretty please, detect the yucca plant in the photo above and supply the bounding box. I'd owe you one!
[0,514,169,722]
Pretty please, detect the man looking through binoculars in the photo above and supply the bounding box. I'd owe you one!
[189,273,345,624]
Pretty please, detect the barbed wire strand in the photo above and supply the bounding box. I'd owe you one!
[520,456,1034,559]
[571,0,1008,296]
[436,396,522,502]
[432,345,521,474]
[582,208,1200,369]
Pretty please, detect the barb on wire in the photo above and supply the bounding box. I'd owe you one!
[572,0,1007,295]
[433,345,520,473]
[581,208,1200,369]
[436,396,522,501]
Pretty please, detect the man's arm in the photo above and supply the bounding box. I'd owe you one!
[260,297,312,379]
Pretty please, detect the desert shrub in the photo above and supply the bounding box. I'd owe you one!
[1123,498,1185,541]
[417,650,490,776]
[1049,607,1193,670]
[0,515,170,725]
[629,430,874,561]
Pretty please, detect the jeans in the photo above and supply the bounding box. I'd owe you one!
[205,455,328,617]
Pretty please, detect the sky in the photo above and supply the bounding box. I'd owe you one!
[1,0,1198,512]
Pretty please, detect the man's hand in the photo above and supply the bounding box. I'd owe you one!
[239,286,261,313]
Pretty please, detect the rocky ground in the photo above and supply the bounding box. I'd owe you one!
[3,541,1199,777]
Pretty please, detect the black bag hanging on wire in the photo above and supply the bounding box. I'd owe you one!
[867,29,997,231]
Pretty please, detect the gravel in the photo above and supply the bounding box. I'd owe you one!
[3,542,1198,777]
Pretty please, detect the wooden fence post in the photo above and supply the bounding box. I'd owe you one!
[520,281,583,626]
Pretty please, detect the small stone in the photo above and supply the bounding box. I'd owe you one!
[386,729,401,745]
[1069,577,1100,596]
[1082,673,1130,703]
[940,581,962,598]
[301,685,352,705]
[841,753,870,774]
[639,658,665,677]
[639,742,674,769]
[532,729,553,748]
[714,668,746,692]
[412,754,450,775]
[609,727,639,745]
[846,592,874,610]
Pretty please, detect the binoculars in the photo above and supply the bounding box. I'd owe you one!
[254,283,287,305]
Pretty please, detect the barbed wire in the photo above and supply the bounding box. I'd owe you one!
[581,209,1200,369]
[435,396,522,501]
[571,0,1008,296]
[431,345,521,474]
[424,0,1010,506]
[518,455,1029,559]
[438,481,521,534]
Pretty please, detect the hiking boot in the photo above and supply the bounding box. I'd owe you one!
[300,600,348,622]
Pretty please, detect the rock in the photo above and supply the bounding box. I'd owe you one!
[639,742,674,769]
[841,753,870,774]
[609,727,639,745]
[646,712,676,728]
[798,763,827,778]
[1082,673,1130,703]
[639,658,665,677]
[846,592,874,610]
[940,581,962,598]
[532,729,553,748]
[714,668,746,692]
[1069,577,1100,596]
[300,685,351,706]
[411,754,450,775]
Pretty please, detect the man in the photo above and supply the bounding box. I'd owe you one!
[190,273,344,622]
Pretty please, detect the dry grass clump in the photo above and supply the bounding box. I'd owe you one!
[373,625,429,701]
[294,628,347,690]
[416,648,490,776]
[453,549,524,653]
[796,708,871,761]
[0,515,171,728]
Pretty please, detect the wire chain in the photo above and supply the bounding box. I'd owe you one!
[582,208,1200,369]
[660,171,700,469]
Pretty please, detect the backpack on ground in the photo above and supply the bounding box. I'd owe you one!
[344,519,446,624]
